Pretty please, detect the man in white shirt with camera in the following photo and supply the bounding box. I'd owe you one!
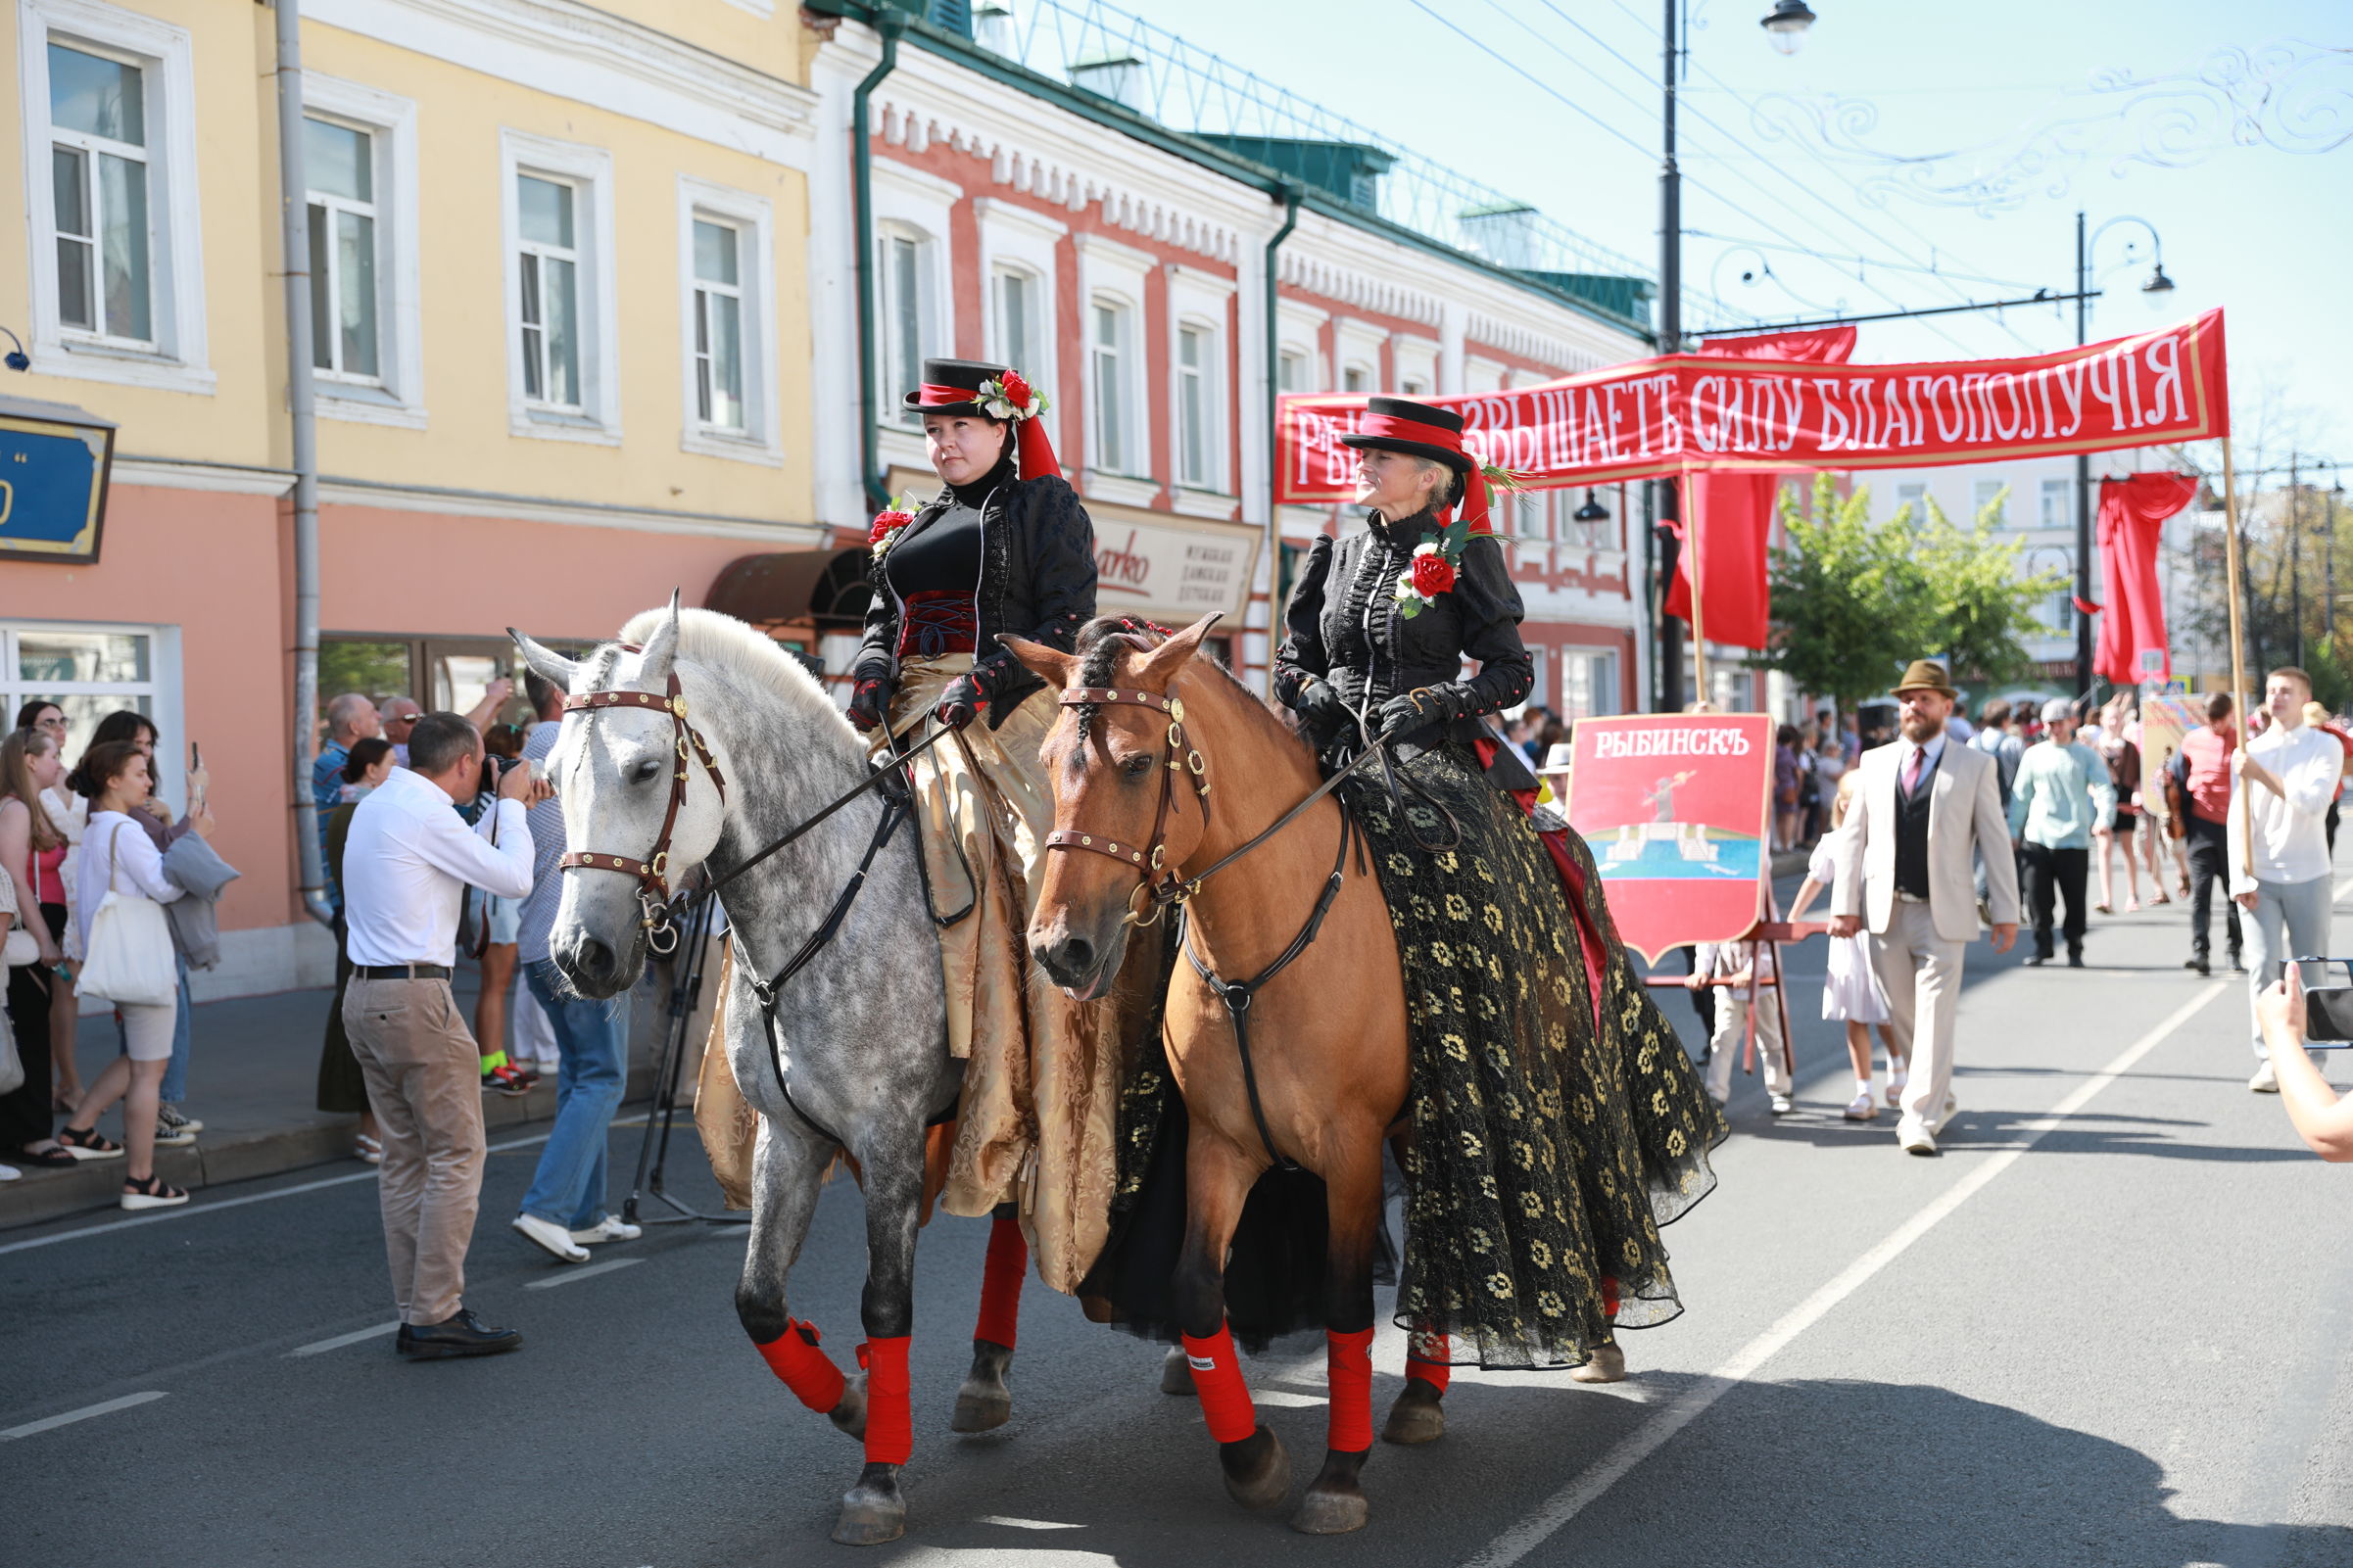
[342,710,549,1358]
[2230,666,2344,1094]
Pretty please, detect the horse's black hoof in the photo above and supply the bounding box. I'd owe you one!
[832,1463,906,1546]
[1381,1380,1445,1446]
[951,1340,1014,1433]
[1292,1449,1370,1534]
[829,1371,868,1443]
[1219,1424,1292,1511]
[1160,1344,1194,1395]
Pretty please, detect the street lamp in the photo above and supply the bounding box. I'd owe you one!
[1759,1,1818,54]
[2071,212,2174,697]
[1656,3,1813,710]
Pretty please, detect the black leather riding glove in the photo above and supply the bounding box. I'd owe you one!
[1370,689,1449,747]
[936,668,994,730]
[846,668,893,733]
[1286,678,1354,752]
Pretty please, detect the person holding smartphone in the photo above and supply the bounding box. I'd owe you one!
[2254,969,2353,1162]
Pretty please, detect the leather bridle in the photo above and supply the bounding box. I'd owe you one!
[1042,686,1211,927]
[556,668,727,956]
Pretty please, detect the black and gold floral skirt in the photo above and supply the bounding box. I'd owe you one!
[1345,740,1725,1370]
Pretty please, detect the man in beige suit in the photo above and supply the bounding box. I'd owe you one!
[1831,661,2020,1156]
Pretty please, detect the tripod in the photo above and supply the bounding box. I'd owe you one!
[622,892,746,1227]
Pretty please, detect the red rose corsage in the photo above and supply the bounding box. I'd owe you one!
[868,497,916,560]
[1395,517,1468,620]
[978,369,1049,422]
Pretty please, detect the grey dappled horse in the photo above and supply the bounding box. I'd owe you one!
[512,601,1001,1545]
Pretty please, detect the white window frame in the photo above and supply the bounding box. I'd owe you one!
[1175,319,1216,490]
[1275,298,1327,395]
[1394,336,1440,398]
[17,0,210,395]
[0,619,184,811]
[500,130,620,444]
[1335,317,1386,396]
[305,73,424,430]
[1075,231,1155,495]
[2039,477,2070,531]
[1167,264,1236,500]
[974,197,1065,453]
[1088,294,1140,478]
[1973,478,2006,524]
[870,159,959,468]
[1560,647,1620,724]
[676,175,780,465]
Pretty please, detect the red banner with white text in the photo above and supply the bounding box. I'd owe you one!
[1275,309,2230,499]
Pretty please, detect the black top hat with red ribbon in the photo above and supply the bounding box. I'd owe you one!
[1339,396,1505,535]
[905,356,1061,479]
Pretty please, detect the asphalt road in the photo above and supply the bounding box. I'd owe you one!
[8,872,2353,1568]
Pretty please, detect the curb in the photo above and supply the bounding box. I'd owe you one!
[0,1061,660,1233]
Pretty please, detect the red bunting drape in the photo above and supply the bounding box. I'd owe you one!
[2093,472,2198,687]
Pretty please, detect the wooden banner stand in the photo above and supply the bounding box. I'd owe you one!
[2221,437,2253,874]
[1641,918,1827,1085]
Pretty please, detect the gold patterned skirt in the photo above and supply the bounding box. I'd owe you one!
[888,656,1125,1294]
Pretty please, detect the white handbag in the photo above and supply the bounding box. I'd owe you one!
[2,926,36,966]
[76,821,176,1007]
[0,1009,21,1097]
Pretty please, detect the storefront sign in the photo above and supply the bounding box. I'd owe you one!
[1090,514,1259,625]
[0,397,116,564]
[1277,309,2231,498]
[1560,713,1775,962]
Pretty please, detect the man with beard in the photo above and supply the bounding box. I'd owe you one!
[1831,661,2021,1157]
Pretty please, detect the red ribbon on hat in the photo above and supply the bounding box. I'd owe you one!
[912,384,1063,480]
[1355,412,1493,535]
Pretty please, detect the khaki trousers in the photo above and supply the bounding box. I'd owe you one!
[344,976,486,1325]
[1869,899,1967,1138]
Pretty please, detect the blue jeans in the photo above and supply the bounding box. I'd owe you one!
[119,952,193,1105]
[518,959,632,1229]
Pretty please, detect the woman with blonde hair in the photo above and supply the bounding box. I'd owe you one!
[0,726,76,1166]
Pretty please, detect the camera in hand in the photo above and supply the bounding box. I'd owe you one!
[2300,959,2353,1046]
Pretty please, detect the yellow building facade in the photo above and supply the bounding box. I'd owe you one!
[0,0,835,994]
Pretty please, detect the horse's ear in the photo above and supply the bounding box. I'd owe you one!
[508,629,579,693]
[1136,613,1223,688]
[997,634,1079,689]
[638,590,683,686]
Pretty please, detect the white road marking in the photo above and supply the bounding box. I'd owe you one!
[1460,979,2229,1568]
[0,1121,649,1257]
[2336,875,2353,902]
[0,1390,167,1441]
[523,1257,644,1290]
[1248,1388,1326,1408]
[975,1517,1084,1531]
[287,1321,402,1357]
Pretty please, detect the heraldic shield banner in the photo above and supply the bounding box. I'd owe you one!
[1561,714,1776,964]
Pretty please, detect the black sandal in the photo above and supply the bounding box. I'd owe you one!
[58,1125,124,1161]
[120,1172,188,1210]
[18,1145,78,1167]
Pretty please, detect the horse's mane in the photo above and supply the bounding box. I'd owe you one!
[1072,617,1306,757]
[614,606,845,730]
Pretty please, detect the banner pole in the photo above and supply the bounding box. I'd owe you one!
[2221,437,2252,875]
[1685,467,1711,706]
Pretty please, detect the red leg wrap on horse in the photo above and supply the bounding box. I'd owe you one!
[755,1319,845,1413]
[1603,1275,1621,1321]
[1406,1332,1452,1395]
[973,1214,1027,1349]
[1325,1327,1375,1453]
[1179,1323,1259,1445]
[857,1336,914,1465]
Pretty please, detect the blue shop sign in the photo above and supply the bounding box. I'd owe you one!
[0,395,116,565]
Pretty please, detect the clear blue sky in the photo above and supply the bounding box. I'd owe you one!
[1141,0,2351,470]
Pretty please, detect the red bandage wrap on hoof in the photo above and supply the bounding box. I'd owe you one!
[1602,1275,1621,1321]
[1406,1332,1452,1395]
[1325,1327,1375,1453]
[973,1214,1028,1349]
[756,1319,846,1413]
[1179,1322,1259,1445]
[857,1336,913,1465]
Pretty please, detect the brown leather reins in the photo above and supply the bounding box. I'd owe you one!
[555,671,727,955]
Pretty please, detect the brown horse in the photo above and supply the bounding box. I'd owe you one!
[1005,616,1420,1535]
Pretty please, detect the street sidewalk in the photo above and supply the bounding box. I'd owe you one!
[1,968,669,1231]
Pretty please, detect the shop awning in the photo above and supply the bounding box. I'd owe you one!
[705,548,873,631]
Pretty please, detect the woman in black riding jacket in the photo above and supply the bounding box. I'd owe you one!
[1273,396,1724,1380]
[844,356,1116,1298]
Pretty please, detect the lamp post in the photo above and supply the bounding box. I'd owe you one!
[2072,211,2174,695]
[1653,0,1816,712]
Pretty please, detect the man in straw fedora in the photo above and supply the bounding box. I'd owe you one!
[1830,660,2020,1157]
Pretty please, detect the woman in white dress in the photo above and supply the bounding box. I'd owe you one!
[1786,771,1905,1120]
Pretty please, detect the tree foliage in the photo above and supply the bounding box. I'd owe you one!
[1752,474,2063,706]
